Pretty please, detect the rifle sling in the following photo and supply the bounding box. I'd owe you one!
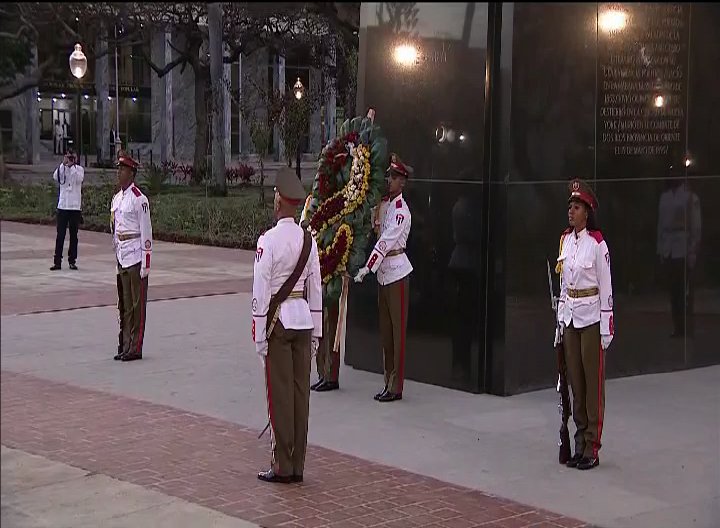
[266,230,312,337]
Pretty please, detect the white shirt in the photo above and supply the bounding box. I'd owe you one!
[557,228,614,336]
[657,184,701,259]
[111,183,153,276]
[53,163,84,210]
[365,193,413,286]
[252,218,323,345]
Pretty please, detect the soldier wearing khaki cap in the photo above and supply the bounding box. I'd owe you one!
[253,168,322,483]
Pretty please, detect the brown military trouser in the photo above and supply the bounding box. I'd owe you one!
[117,262,149,358]
[265,322,312,477]
[378,276,410,394]
[564,322,605,459]
[316,305,340,382]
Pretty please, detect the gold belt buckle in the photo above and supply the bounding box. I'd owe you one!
[568,287,599,298]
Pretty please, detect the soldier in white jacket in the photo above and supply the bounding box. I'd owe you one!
[111,152,153,362]
[50,150,84,271]
[355,154,414,402]
[555,179,614,471]
[252,168,322,484]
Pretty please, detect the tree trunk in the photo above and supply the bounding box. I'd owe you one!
[193,66,210,183]
[208,2,227,195]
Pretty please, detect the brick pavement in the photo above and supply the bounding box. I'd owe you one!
[0,370,588,528]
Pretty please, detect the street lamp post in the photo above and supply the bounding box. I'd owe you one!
[293,78,304,179]
[114,25,121,158]
[69,44,87,163]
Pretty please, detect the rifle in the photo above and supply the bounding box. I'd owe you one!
[547,259,571,465]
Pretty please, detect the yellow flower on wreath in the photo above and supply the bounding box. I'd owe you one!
[319,223,354,283]
[315,144,373,239]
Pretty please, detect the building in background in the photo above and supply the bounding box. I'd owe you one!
[1,27,341,166]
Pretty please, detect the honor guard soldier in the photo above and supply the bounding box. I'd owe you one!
[555,179,614,470]
[111,152,153,362]
[311,304,342,392]
[253,168,322,484]
[354,154,413,402]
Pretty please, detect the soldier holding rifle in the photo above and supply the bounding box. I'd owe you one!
[554,179,614,471]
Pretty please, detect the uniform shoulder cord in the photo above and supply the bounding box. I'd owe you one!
[554,232,566,275]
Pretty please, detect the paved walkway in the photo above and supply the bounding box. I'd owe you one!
[2,222,718,528]
[1,447,257,528]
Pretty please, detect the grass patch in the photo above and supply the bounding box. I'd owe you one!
[0,183,276,250]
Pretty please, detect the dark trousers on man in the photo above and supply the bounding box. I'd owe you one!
[315,305,340,383]
[265,322,311,477]
[664,258,694,337]
[564,321,605,459]
[115,262,148,360]
[54,209,81,267]
[379,276,410,395]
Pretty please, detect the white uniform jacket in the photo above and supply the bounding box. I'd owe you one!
[111,183,153,277]
[365,194,413,286]
[557,228,614,337]
[252,218,322,350]
[53,163,84,210]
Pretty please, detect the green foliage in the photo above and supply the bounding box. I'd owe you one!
[138,162,171,196]
[0,38,32,84]
[280,96,312,165]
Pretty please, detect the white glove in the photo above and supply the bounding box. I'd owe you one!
[601,334,613,351]
[256,340,268,357]
[311,337,319,357]
[354,266,370,283]
[554,324,564,347]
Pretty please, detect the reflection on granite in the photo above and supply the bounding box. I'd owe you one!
[349,2,720,395]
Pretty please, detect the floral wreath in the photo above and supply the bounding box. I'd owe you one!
[302,112,388,303]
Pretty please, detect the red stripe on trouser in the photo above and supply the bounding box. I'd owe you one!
[595,344,604,458]
[135,278,147,355]
[264,359,278,471]
[398,280,406,393]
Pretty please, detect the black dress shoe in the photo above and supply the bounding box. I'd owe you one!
[291,474,303,483]
[315,380,339,392]
[577,456,599,470]
[113,353,125,361]
[377,392,402,402]
[310,378,324,391]
[50,264,61,271]
[374,388,388,400]
[565,453,583,468]
[257,469,292,484]
[121,354,142,362]
[69,263,78,270]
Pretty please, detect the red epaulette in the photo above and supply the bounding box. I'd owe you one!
[395,199,402,209]
[563,228,572,235]
[131,186,142,197]
[588,230,604,243]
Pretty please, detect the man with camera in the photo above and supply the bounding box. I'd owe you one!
[50,150,84,271]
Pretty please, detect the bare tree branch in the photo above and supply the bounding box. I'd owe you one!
[0,58,54,102]
[138,43,188,78]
